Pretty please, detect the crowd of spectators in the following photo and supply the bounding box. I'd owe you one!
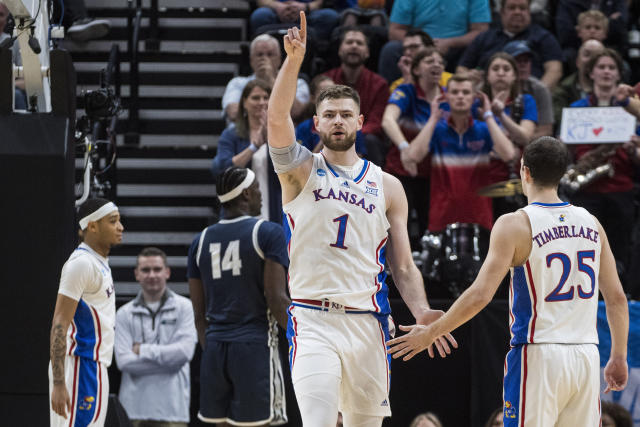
[213,0,640,297]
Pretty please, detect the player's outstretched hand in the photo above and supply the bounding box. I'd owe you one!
[387,324,436,361]
[283,11,307,62]
[51,383,71,418]
[603,355,628,393]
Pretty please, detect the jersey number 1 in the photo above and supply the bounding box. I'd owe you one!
[209,241,242,279]
[330,214,349,249]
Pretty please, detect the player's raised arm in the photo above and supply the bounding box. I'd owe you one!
[383,172,457,358]
[595,218,629,393]
[387,212,526,361]
[268,11,307,149]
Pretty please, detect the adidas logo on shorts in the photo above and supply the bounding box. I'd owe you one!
[381,399,389,407]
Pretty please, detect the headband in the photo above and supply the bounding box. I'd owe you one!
[79,202,119,230]
[218,169,256,203]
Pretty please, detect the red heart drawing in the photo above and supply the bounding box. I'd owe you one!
[593,127,603,136]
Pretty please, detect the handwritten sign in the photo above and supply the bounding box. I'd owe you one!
[560,107,637,144]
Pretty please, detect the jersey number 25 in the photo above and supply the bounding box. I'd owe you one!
[544,250,596,302]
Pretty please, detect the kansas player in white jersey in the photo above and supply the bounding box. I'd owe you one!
[268,12,457,426]
[49,198,123,427]
[388,137,629,426]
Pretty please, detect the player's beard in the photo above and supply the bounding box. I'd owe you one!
[320,130,357,152]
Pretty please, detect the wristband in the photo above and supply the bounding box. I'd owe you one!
[617,97,630,107]
[398,141,410,151]
[249,143,258,152]
[483,111,494,120]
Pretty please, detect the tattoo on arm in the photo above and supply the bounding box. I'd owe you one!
[50,324,67,385]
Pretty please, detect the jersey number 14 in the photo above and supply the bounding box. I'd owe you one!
[209,241,242,278]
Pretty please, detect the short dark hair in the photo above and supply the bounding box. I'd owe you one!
[216,167,250,206]
[583,48,622,90]
[522,137,569,187]
[77,198,112,223]
[137,247,168,266]
[404,28,434,47]
[338,26,369,48]
[310,74,334,98]
[501,0,531,10]
[410,47,443,82]
[315,84,360,111]
[446,72,474,88]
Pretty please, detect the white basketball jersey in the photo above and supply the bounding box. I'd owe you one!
[283,154,391,313]
[509,202,601,346]
[58,243,116,366]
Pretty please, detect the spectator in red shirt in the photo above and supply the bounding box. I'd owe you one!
[324,27,390,166]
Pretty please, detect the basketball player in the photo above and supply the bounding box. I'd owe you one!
[387,137,629,426]
[267,12,457,426]
[49,198,123,427]
[187,167,290,425]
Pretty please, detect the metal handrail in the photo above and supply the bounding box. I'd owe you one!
[126,0,143,144]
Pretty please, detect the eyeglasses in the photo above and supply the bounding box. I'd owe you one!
[403,43,423,52]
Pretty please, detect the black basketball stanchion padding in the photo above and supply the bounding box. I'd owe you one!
[0,47,12,114]
[50,48,77,118]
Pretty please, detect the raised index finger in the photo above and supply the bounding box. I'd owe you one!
[299,11,307,43]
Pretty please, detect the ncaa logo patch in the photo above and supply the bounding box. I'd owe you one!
[317,168,326,177]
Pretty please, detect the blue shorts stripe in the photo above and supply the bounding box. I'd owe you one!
[74,358,98,427]
[510,266,532,345]
[503,346,523,426]
[286,305,297,370]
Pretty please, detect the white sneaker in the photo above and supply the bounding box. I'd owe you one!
[67,18,111,42]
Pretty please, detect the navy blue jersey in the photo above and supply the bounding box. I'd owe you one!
[187,216,289,342]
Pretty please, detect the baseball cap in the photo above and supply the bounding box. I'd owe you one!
[503,40,532,58]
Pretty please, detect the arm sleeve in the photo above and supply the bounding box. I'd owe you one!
[58,257,96,301]
[388,86,411,113]
[187,234,203,279]
[211,128,242,179]
[258,222,289,268]
[468,0,491,24]
[138,299,197,370]
[521,93,539,124]
[222,77,246,110]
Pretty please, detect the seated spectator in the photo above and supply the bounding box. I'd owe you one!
[337,0,388,27]
[382,47,449,247]
[491,0,553,30]
[601,401,633,427]
[295,75,367,155]
[389,28,452,92]
[115,247,197,427]
[502,40,553,138]
[222,34,310,123]
[213,79,282,222]
[378,0,490,80]
[555,0,627,56]
[404,74,516,232]
[324,27,389,166]
[567,48,640,291]
[457,0,563,89]
[410,412,444,427]
[250,0,339,40]
[552,39,605,130]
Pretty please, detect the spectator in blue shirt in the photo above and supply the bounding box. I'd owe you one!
[377,0,491,82]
